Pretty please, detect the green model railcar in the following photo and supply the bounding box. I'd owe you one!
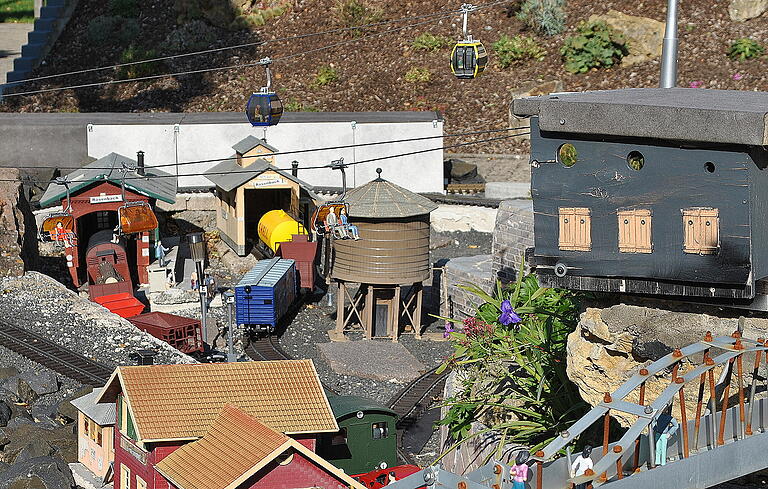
[319,395,398,475]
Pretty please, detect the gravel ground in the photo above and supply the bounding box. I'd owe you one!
[0,272,194,372]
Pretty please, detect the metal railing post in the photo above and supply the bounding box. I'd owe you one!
[718,358,734,446]
[677,378,689,458]
[746,340,763,436]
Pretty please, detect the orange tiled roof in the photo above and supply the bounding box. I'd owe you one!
[155,405,291,489]
[102,360,338,441]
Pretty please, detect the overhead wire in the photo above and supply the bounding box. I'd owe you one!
[10,126,530,171]
[2,0,511,98]
[8,130,530,186]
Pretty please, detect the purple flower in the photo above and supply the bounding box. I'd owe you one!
[732,73,743,81]
[499,300,522,326]
[443,322,454,338]
[689,81,703,89]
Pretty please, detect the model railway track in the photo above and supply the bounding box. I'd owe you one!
[0,321,112,386]
[388,367,447,433]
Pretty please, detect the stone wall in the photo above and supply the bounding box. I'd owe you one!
[0,169,37,277]
[440,255,494,321]
[568,304,768,426]
[491,200,534,284]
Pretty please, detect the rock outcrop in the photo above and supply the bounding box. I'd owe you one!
[728,0,768,21]
[0,169,37,278]
[567,304,768,425]
[588,10,664,66]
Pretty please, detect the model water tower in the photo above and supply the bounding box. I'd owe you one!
[331,169,437,341]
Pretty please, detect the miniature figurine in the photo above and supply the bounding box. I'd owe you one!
[509,451,530,489]
[52,220,74,247]
[570,445,593,489]
[339,207,360,240]
[190,271,198,290]
[155,241,169,267]
[654,410,679,466]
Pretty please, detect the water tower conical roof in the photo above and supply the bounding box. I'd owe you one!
[345,171,438,219]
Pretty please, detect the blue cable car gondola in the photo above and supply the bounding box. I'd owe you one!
[450,4,488,80]
[246,57,283,127]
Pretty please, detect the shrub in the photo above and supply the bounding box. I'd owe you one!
[412,32,451,51]
[434,258,586,454]
[404,67,432,83]
[108,0,138,17]
[728,38,765,61]
[311,65,340,88]
[561,21,628,74]
[116,45,162,79]
[86,16,139,44]
[493,35,546,67]
[517,0,566,36]
[333,0,382,32]
[161,20,218,55]
[285,100,319,112]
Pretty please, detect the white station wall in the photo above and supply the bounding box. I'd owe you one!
[86,119,444,193]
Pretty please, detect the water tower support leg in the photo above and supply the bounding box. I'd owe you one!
[414,282,423,338]
[335,281,346,336]
[365,284,374,339]
[392,285,401,342]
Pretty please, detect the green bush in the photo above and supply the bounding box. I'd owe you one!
[434,258,586,455]
[561,21,628,74]
[493,35,546,68]
[412,32,451,51]
[311,65,340,88]
[108,0,137,17]
[117,45,162,79]
[285,100,319,112]
[728,38,765,61]
[517,0,566,36]
[333,0,382,32]
[161,20,217,55]
[86,16,139,44]
[404,67,432,83]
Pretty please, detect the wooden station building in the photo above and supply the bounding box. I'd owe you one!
[206,136,317,256]
[39,152,176,293]
[513,88,768,306]
[331,171,437,340]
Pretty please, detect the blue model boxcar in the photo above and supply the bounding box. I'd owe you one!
[235,258,297,333]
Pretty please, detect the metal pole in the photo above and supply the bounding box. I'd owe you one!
[660,0,679,88]
[196,261,208,351]
[225,291,237,362]
[708,369,717,448]
[746,346,762,435]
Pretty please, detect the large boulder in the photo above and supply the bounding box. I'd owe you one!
[0,169,37,277]
[567,304,768,425]
[16,371,58,406]
[728,0,768,21]
[0,456,75,489]
[1,423,76,464]
[588,10,664,66]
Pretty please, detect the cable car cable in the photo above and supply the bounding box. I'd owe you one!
[11,125,530,172]
[7,0,511,88]
[4,131,528,185]
[3,0,511,98]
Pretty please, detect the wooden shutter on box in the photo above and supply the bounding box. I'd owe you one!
[559,207,591,251]
[618,209,653,253]
[682,208,719,254]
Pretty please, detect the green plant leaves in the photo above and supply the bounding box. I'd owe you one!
[561,21,628,74]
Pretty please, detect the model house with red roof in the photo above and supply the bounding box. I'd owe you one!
[96,360,364,489]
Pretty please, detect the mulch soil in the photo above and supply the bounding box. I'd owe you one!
[2,0,768,156]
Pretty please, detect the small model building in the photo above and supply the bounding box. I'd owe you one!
[331,170,437,340]
[318,395,398,475]
[39,152,176,301]
[96,360,353,489]
[513,88,768,307]
[156,404,364,489]
[70,388,116,483]
[206,136,317,256]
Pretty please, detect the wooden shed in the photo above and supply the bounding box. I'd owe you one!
[235,258,298,334]
[206,136,317,256]
[513,88,768,307]
[331,170,437,340]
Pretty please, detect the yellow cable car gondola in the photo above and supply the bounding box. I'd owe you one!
[310,158,357,240]
[450,4,488,79]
